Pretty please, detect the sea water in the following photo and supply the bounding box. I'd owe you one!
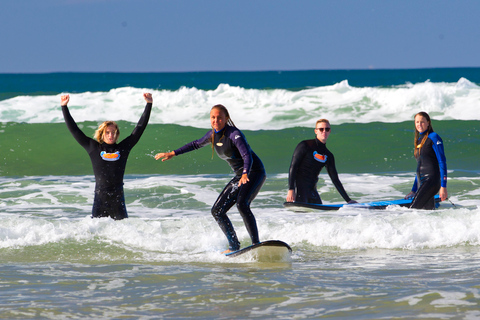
[1,69,480,319]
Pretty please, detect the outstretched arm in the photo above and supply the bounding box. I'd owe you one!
[155,151,176,161]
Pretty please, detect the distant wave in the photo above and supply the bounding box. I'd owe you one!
[1,78,479,129]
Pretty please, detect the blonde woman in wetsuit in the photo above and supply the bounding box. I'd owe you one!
[61,93,152,220]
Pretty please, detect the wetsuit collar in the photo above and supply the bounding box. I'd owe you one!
[214,127,226,134]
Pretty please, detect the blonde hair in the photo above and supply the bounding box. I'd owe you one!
[414,112,433,158]
[316,119,330,127]
[94,121,119,143]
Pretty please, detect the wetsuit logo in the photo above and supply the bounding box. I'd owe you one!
[235,135,241,140]
[313,151,327,163]
[100,151,120,161]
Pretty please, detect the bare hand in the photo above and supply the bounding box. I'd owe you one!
[155,151,175,161]
[439,187,448,201]
[61,94,70,106]
[238,173,249,186]
[143,93,153,103]
[404,191,416,200]
[286,189,295,202]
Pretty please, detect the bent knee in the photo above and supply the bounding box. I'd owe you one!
[236,202,250,214]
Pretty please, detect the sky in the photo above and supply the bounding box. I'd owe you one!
[1,0,479,73]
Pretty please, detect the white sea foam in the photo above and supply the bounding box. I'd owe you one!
[1,78,479,129]
[0,174,479,262]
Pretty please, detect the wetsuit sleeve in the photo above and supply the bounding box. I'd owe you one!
[62,105,94,150]
[412,175,418,192]
[288,142,307,190]
[325,153,352,203]
[121,102,152,148]
[174,131,212,155]
[229,129,253,175]
[429,133,448,188]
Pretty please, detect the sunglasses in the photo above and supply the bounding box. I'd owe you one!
[315,127,331,133]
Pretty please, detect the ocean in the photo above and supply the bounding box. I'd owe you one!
[1,69,480,319]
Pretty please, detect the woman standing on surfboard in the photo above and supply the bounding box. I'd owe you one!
[286,119,356,205]
[61,93,153,220]
[405,112,448,209]
[154,105,265,253]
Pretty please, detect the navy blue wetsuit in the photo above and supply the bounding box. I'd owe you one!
[410,131,447,210]
[288,139,351,204]
[174,125,265,251]
[62,103,152,220]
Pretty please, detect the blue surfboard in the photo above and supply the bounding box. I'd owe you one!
[225,240,292,260]
[283,195,441,211]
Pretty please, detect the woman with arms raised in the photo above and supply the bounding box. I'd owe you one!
[61,93,153,220]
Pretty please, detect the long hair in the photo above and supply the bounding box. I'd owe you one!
[94,121,119,143]
[210,104,237,158]
[414,111,433,158]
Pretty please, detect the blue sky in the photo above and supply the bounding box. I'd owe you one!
[1,0,479,73]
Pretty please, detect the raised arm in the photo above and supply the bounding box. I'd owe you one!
[123,93,153,147]
[61,94,70,107]
[61,94,92,149]
[143,92,153,104]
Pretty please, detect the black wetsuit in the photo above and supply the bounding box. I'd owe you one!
[62,103,152,220]
[410,131,447,210]
[288,138,351,204]
[174,125,266,251]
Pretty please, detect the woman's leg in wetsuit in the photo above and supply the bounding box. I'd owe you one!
[410,176,441,210]
[236,170,266,245]
[211,176,242,251]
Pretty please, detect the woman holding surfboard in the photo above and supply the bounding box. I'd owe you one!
[405,112,448,209]
[154,105,265,253]
[286,119,356,205]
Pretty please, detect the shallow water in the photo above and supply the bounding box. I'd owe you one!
[1,173,479,319]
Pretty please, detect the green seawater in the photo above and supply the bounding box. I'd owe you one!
[2,120,479,176]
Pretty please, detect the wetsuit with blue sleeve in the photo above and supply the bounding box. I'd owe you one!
[62,102,152,220]
[174,125,266,251]
[410,131,447,209]
[288,138,352,204]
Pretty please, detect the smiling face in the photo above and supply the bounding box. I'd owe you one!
[210,108,228,132]
[415,114,430,134]
[315,120,331,143]
[103,124,119,144]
